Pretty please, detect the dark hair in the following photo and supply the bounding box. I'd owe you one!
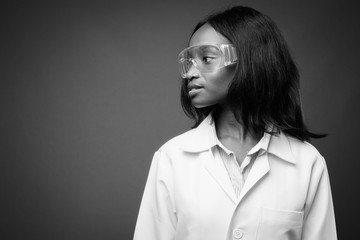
[180,6,325,142]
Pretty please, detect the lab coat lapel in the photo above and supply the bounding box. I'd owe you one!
[238,153,270,202]
[180,115,237,203]
[203,151,238,204]
[237,131,295,203]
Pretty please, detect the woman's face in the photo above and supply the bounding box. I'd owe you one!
[186,24,235,108]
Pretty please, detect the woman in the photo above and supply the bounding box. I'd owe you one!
[134,6,337,240]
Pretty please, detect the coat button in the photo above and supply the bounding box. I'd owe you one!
[233,229,243,239]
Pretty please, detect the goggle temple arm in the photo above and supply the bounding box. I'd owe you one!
[222,45,238,66]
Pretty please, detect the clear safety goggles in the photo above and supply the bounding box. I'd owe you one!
[178,44,237,78]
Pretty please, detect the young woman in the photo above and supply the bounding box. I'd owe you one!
[134,6,337,240]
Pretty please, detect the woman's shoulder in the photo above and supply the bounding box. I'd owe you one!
[153,114,213,158]
[284,133,326,166]
[157,128,200,153]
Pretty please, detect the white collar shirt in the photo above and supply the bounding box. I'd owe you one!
[208,118,271,199]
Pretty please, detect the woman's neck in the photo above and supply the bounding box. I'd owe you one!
[214,105,261,144]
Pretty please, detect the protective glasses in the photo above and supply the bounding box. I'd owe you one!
[178,44,237,78]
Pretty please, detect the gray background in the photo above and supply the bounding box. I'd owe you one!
[1,0,359,239]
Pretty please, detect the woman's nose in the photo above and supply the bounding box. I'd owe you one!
[185,60,200,80]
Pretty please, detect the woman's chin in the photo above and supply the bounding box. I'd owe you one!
[191,101,214,109]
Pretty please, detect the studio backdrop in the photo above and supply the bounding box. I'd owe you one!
[1,0,359,239]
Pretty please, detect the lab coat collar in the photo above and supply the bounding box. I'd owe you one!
[179,114,214,153]
[267,131,296,164]
[180,114,296,164]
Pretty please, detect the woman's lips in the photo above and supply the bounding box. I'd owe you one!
[188,83,203,96]
[188,83,203,91]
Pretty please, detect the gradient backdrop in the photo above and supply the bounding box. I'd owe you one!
[1,0,359,239]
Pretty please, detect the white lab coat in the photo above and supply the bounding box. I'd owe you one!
[134,115,337,240]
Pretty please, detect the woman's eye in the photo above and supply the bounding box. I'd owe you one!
[202,56,214,63]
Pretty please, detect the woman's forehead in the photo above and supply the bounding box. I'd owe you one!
[189,23,230,47]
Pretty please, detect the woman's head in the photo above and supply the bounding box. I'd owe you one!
[180,6,320,141]
[180,23,237,109]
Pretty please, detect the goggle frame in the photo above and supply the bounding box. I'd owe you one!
[178,43,238,78]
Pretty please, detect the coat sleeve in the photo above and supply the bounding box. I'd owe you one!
[133,150,177,240]
[302,155,337,240]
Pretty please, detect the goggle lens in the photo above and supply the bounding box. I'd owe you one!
[178,44,237,78]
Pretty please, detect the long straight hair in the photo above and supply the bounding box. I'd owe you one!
[180,6,325,142]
